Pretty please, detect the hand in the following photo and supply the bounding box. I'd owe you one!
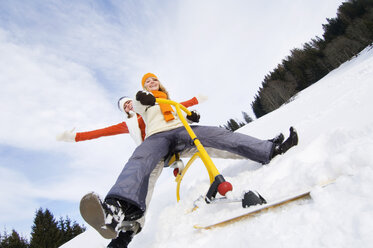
[56,128,76,142]
[196,94,208,104]
[187,110,200,123]
[136,91,156,106]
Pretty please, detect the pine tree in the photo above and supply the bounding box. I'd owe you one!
[29,208,61,248]
[222,118,246,132]
[0,229,29,248]
[57,216,85,245]
[242,111,253,124]
[1,209,85,248]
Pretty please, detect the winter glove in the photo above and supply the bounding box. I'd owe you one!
[187,110,200,123]
[56,128,76,142]
[196,94,208,104]
[136,91,156,106]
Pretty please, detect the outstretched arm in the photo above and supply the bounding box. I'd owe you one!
[75,122,129,141]
[180,97,198,108]
[180,95,207,108]
[57,122,129,142]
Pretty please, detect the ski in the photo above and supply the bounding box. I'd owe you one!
[193,179,338,230]
[193,188,312,230]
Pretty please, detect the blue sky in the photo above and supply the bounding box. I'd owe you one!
[0,0,345,238]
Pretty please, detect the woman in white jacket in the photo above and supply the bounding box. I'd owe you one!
[57,95,203,248]
[56,96,201,145]
[95,73,298,248]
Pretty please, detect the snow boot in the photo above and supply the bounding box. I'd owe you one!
[272,127,298,158]
[268,133,285,145]
[104,198,144,224]
[80,193,127,239]
[107,230,135,248]
[101,198,127,233]
[80,193,144,239]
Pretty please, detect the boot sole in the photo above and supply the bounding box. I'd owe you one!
[80,192,118,239]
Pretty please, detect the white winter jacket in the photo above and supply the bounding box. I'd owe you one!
[133,98,186,139]
[125,112,144,146]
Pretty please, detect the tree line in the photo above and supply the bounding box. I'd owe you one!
[221,111,253,131]
[0,208,85,248]
[250,0,373,118]
[223,0,373,128]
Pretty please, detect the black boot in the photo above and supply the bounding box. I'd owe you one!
[101,198,126,233]
[272,127,298,158]
[107,230,134,248]
[104,198,144,222]
[268,133,284,145]
[121,201,144,222]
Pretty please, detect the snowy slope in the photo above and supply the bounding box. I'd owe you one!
[61,46,373,248]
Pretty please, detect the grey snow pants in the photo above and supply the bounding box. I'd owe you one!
[106,125,274,212]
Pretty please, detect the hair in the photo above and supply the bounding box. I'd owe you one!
[158,83,170,99]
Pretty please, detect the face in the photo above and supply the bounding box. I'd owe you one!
[123,100,133,113]
[144,77,160,91]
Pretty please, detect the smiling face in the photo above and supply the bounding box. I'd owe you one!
[123,100,133,113]
[144,77,160,91]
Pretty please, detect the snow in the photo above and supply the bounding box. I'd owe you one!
[60,46,373,248]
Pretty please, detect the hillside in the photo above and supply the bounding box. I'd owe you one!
[61,45,373,248]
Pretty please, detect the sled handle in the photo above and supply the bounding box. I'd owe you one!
[155,98,233,201]
[155,98,220,177]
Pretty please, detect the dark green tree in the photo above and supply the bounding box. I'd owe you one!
[29,208,86,248]
[251,94,266,118]
[0,229,29,248]
[58,216,85,245]
[222,118,246,132]
[29,208,61,248]
[242,111,253,124]
[1,209,85,248]
[322,17,348,42]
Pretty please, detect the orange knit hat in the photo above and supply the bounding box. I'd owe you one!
[141,73,158,88]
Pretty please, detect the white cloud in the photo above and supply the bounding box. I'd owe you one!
[0,166,39,222]
[0,29,119,151]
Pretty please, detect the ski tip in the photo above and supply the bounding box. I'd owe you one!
[193,224,215,230]
[193,224,205,230]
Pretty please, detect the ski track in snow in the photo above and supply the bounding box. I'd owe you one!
[61,46,373,248]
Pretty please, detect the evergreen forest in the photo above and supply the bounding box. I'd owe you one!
[251,0,373,118]
[223,0,373,130]
[0,208,85,248]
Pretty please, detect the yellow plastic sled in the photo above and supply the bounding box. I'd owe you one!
[156,98,233,203]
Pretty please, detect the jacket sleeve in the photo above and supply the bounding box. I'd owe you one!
[133,98,148,115]
[180,97,198,108]
[75,122,129,142]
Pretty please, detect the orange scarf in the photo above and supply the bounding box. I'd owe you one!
[151,91,174,122]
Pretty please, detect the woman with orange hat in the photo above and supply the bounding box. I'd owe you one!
[92,73,298,248]
[57,93,206,247]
